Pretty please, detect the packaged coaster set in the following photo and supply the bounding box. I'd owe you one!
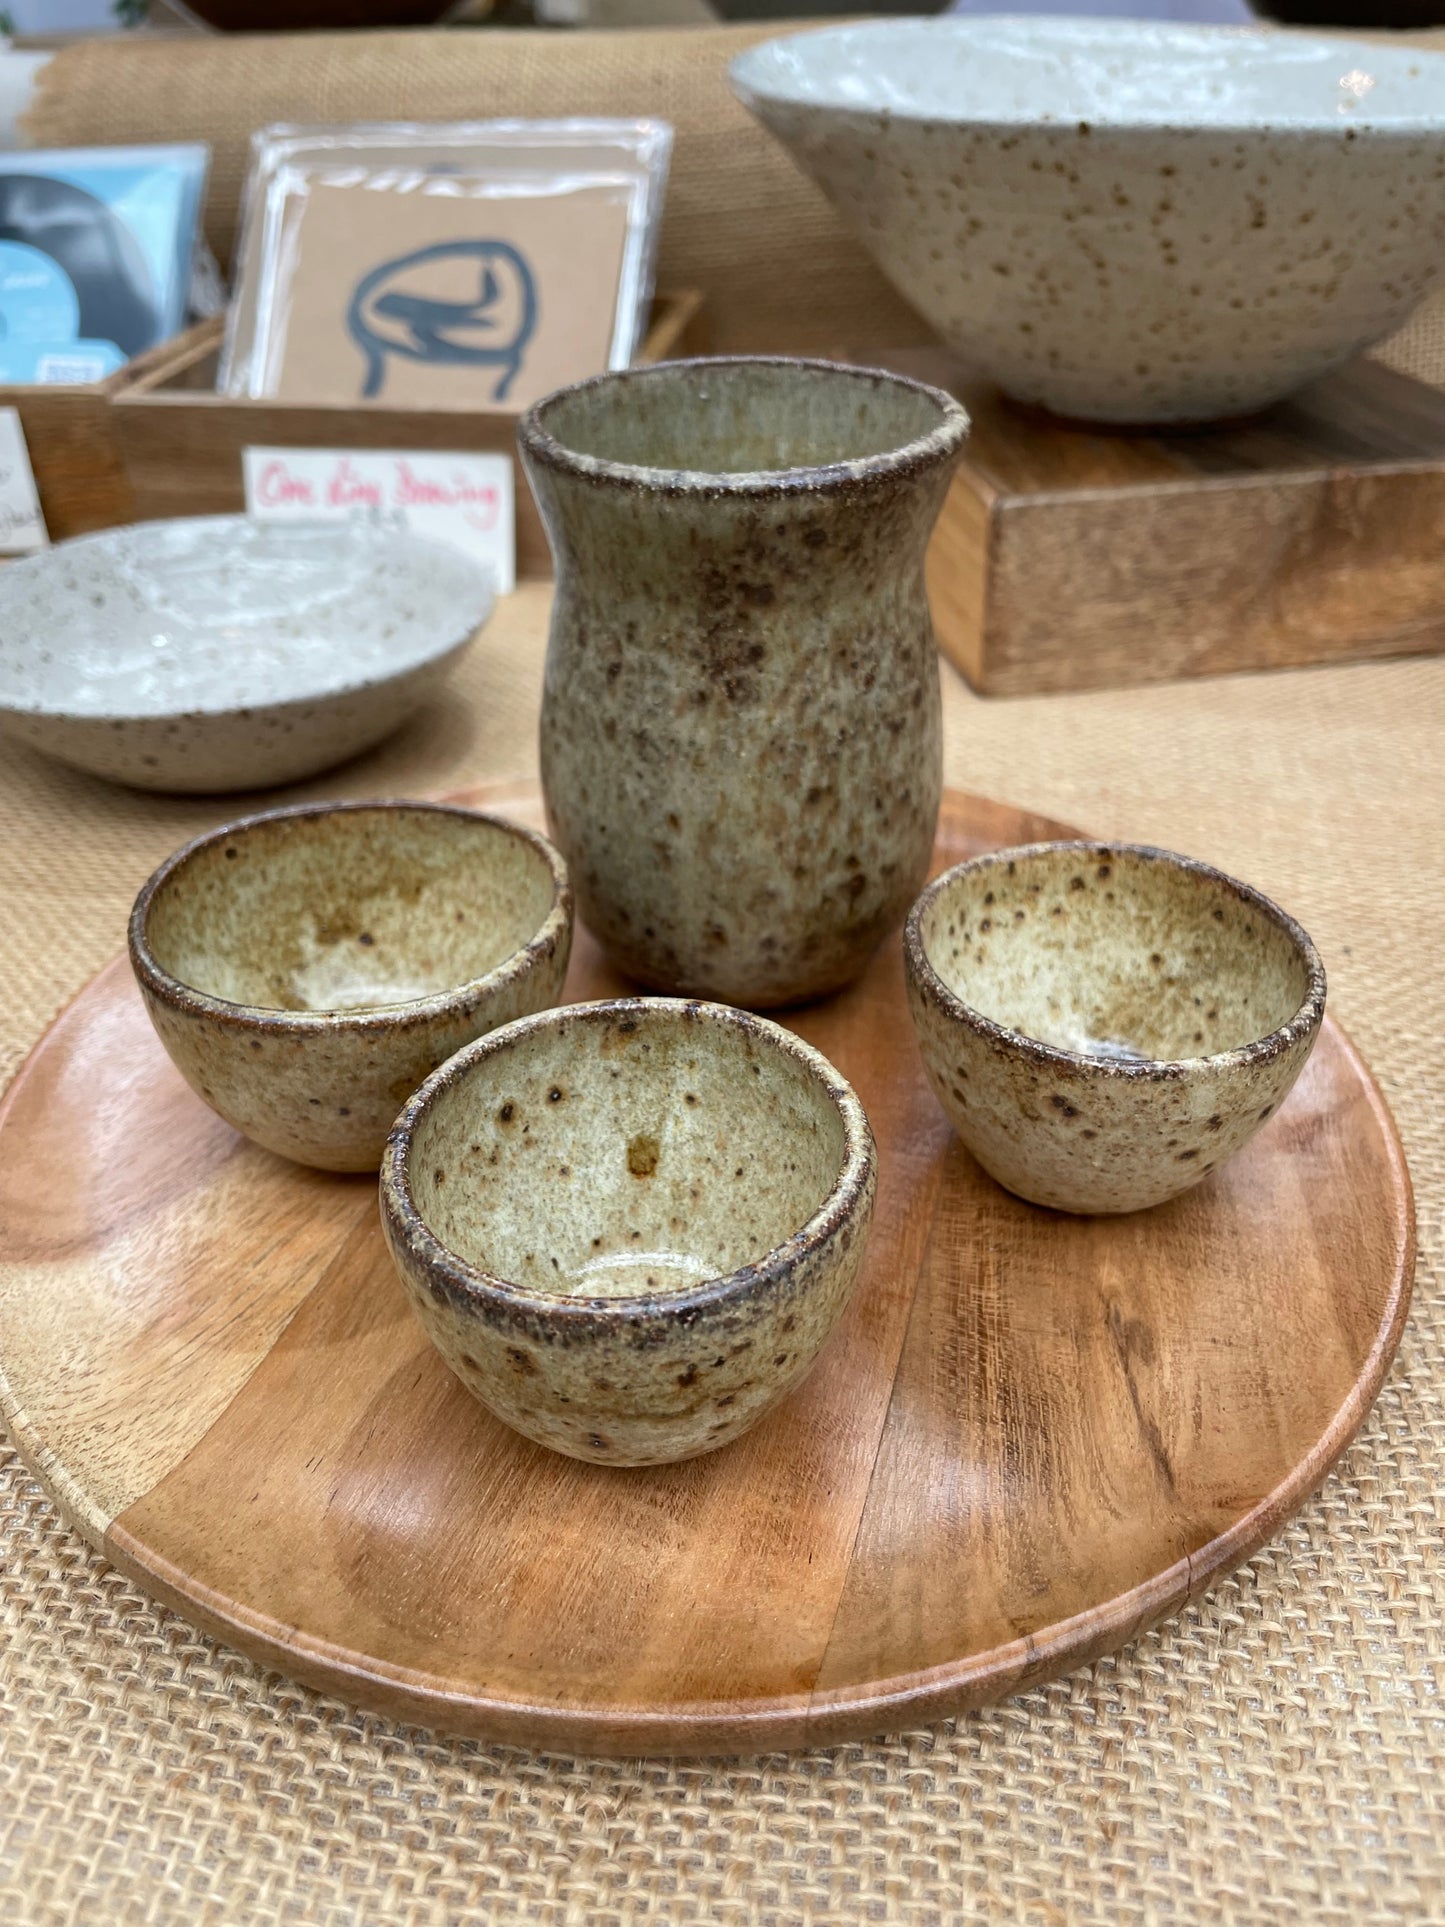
[0,145,208,385]
[221,120,673,412]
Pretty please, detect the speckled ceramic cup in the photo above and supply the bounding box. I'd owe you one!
[519,357,969,1008]
[904,842,1326,1214]
[129,802,572,1173]
[381,997,877,1465]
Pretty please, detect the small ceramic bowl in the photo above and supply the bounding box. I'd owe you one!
[129,802,572,1172]
[380,998,877,1465]
[904,842,1326,1214]
[733,18,1445,422]
[0,517,493,792]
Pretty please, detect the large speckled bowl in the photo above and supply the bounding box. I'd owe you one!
[732,18,1445,423]
[381,998,877,1465]
[129,802,572,1172]
[904,842,1326,1214]
[0,517,493,792]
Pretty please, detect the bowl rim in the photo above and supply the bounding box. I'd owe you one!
[729,16,1445,137]
[904,839,1327,1079]
[517,355,970,498]
[0,515,495,726]
[128,799,572,1035]
[380,995,877,1326]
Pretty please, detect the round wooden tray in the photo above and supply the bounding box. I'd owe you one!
[0,786,1414,1756]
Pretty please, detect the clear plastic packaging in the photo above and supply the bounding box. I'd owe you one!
[221,120,673,411]
[0,143,208,384]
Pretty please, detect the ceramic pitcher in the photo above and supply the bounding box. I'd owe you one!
[519,357,969,1008]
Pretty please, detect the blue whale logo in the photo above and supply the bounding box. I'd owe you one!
[346,239,538,402]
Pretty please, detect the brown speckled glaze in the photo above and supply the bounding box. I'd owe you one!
[129,802,572,1173]
[519,357,969,1007]
[380,997,877,1465]
[904,841,1326,1214]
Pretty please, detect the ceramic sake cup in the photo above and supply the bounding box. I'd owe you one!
[129,801,572,1172]
[904,842,1326,1214]
[381,997,877,1465]
[732,17,1445,423]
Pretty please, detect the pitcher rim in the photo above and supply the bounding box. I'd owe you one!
[517,355,971,497]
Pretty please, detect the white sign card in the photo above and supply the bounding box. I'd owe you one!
[0,408,47,555]
[243,446,515,593]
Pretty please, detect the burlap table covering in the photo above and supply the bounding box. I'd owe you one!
[1,582,1442,1922]
[9,22,1445,1916]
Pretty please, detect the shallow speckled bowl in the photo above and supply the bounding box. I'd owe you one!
[130,802,572,1172]
[732,18,1445,422]
[381,998,877,1465]
[0,517,494,792]
[904,842,1326,1213]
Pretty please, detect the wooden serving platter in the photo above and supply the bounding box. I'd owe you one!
[0,787,1414,1756]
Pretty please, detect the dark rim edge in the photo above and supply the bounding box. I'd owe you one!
[516,356,970,497]
[127,800,572,1035]
[380,996,877,1326]
[903,840,1327,1079]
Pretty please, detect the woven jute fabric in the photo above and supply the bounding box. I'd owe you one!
[23,24,930,357]
[1,582,1443,1923]
[1374,287,1445,389]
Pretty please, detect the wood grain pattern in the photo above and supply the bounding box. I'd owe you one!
[112,294,710,580]
[890,346,1445,696]
[0,788,1414,1755]
[0,381,132,540]
[0,327,222,544]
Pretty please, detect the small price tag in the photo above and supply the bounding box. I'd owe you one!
[0,408,47,555]
[243,446,515,593]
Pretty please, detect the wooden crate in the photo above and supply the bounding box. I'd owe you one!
[878,347,1445,697]
[0,349,149,540]
[0,377,132,540]
[112,293,709,580]
[0,328,221,542]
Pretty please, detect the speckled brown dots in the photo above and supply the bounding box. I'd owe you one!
[129,802,573,1172]
[380,997,877,1464]
[904,841,1326,1213]
[519,356,968,1007]
[732,19,1445,424]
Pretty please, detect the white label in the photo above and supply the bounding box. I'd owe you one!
[0,408,47,555]
[35,353,110,386]
[243,447,515,593]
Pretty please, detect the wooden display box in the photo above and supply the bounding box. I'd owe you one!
[0,329,226,543]
[883,347,1445,697]
[0,374,133,540]
[112,292,709,579]
[0,338,185,541]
